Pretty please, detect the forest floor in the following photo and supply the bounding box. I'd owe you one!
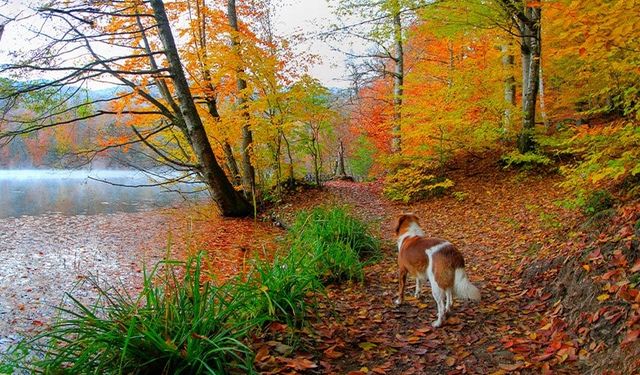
[253,156,627,374]
[2,156,637,373]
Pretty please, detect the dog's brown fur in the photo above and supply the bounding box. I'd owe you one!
[394,213,480,327]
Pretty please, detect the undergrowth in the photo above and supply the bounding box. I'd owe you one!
[500,150,553,170]
[0,206,378,374]
[383,161,454,203]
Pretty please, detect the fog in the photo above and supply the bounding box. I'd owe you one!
[0,170,206,218]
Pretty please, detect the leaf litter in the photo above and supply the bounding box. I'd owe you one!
[2,159,638,373]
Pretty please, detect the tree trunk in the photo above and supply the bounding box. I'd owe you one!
[520,18,531,106]
[501,43,516,131]
[390,0,403,154]
[518,7,541,154]
[312,137,321,187]
[336,140,347,177]
[227,0,256,199]
[149,0,252,217]
[282,132,295,185]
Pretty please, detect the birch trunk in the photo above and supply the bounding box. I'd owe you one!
[149,0,252,217]
[390,0,403,154]
[227,0,256,199]
[501,44,516,131]
[518,7,541,153]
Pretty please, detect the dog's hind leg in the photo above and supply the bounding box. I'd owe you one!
[431,286,446,328]
[414,278,421,298]
[395,268,408,305]
[445,289,453,314]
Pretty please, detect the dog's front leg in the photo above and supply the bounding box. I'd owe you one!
[395,269,407,305]
[414,278,421,298]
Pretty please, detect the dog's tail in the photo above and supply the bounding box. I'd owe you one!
[453,268,481,301]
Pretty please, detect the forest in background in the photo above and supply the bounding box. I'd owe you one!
[0,0,638,215]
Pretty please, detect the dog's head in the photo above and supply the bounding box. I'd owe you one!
[395,213,421,236]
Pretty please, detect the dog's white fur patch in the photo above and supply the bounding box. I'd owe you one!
[397,221,425,252]
[426,241,451,328]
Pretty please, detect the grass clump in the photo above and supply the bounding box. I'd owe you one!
[242,250,320,327]
[289,206,380,282]
[3,255,255,374]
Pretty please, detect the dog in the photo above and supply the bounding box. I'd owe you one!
[394,213,480,327]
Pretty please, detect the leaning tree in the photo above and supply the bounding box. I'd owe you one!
[0,0,252,216]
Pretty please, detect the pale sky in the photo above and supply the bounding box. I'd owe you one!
[272,0,350,88]
[0,0,351,88]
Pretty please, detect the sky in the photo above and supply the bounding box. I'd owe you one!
[0,0,352,89]
[272,0,351,88]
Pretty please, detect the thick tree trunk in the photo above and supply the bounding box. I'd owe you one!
[227,0,256,199]
[149,0,252,217]
[390,0,403,154]
[518,8,541,154]
[501,44,516,131]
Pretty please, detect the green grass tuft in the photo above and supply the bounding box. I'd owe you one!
[3,255,256,374]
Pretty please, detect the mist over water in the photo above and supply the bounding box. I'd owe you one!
[0,169,206,218]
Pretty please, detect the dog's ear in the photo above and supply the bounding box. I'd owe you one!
[411,214,420,226]
[395,215,405,235]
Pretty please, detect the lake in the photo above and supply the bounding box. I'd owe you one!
[0,169,207,218]
[0,169,208,352]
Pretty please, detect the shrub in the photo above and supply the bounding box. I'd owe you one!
[583,189,615,216]
[500,151,553,170]
[3,254,256,374]
[383,162,454,203]
[560,122,640,194]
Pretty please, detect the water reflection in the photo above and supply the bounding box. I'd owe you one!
[0,170,207,218]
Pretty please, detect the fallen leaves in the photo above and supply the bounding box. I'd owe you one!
[620,330,640,346]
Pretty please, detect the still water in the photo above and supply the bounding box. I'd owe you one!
[0,169,206,218]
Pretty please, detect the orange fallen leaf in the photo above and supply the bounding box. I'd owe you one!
[323,345,344,359]
[499,363,523,371]
[285,357,317,371]
[445,356,456,367]
[621,330,640,346]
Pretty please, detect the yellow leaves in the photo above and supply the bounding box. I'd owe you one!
[383,164,455,203]
[358,342,377,351]
[596,293,610,302]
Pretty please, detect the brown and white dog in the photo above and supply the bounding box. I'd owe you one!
[394,213,480,327]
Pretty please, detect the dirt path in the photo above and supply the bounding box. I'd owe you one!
[288,167,581,374]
